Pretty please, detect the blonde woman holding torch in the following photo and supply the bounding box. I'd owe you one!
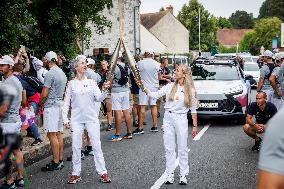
[62,56,111,184]
[142,64,198,185]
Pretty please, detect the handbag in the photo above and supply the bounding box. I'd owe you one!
[20,106,37,130]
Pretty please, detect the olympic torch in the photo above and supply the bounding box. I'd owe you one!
[103,39,122,92]
[121,39,146,92]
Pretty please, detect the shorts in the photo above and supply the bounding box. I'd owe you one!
[43,106,64,133]
[111,91,130,110]
[139,88,158,106]
[132,94,139,105]
[0,122,21,135]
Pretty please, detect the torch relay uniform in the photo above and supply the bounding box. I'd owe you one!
[62,76,108,177]
[147,83,198,177]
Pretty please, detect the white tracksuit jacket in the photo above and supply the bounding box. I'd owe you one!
[147,83,198,177]
[62,77,108,176]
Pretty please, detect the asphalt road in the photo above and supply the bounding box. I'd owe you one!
[24,90,258,189]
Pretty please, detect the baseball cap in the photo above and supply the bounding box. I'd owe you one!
[144,48,154,55]
[263,50,273,58]
[45,51,58,62]
[86,58,96,65]
[0,55,15,66]
[275,53,284,60]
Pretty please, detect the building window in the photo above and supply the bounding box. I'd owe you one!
[93,48,109,56]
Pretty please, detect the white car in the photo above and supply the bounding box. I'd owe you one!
[243,62,260,87]
[190,59,251,123]
[241,55,254,63]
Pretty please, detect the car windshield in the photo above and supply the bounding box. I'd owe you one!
[175,58,182,64]
[252,57,258,63]
[242,56,253,62]
[244,64,259,71]
[191,64,240,81]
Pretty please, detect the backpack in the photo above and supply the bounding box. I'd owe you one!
[22,74,44,93]
[264,63,275,80]
[116,64,129,86]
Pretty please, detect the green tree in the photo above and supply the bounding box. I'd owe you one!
[218,45,237,53]
[229,10,254,29]
[177,0,218,51]
[216,17,232,29]
[239,31,255,52]
[0,0,36,55]
[30,0,112,58]
[159,7,165,12]
[239,17,281,55]
[259,0,284,22]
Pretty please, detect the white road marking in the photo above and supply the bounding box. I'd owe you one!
[150,149,190,189]
[193,124,210,141]
[150,124,210,189]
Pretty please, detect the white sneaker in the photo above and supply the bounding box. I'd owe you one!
[179,175,188,185]
[165,173,174,184]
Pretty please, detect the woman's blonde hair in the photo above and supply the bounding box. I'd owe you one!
[168,65,198,108]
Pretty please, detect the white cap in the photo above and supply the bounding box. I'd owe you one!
[75,55,86,61]
[0,55,15,66]
[45,51,58,62]
[144,48,154,55]
[86,58,96,65]
[275,53,284,60]
[263,50,273,58]
[32,57,43,71]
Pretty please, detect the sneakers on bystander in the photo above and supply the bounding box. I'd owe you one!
[110,135,122,142]
[31,138,43,146]
[132,128,144,135]
[105,124,113,131]
[123,133,133,139]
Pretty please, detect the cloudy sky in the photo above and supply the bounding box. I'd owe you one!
[140,0,265,18]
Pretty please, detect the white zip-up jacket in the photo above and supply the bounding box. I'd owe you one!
[62,77,107,124]
[147,83,198,114]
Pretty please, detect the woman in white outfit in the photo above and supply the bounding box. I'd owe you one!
[62,57,111,184]
[144,64,198,185]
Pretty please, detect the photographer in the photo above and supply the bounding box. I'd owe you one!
[0,56,25,188]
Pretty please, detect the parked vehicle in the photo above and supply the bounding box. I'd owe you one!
[214,53,237,60]
[243,62,260,88]
[161,55,189,70]
[241,55,254,63]
[189,59,251,123]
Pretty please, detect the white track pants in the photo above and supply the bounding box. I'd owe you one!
[163,111,189,177]
[71,121,107,176]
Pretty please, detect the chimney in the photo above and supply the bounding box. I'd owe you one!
[166,5,173,14]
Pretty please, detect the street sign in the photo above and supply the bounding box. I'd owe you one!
[281,23,284,47]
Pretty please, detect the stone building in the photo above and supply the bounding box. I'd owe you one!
[141,6,189,54]
[83,0,141,56]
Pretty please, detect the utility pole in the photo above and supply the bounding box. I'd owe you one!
[198,7,201,53]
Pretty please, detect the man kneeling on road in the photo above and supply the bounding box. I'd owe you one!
[243,91,277,151]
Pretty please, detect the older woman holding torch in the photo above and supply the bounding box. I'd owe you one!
[62,56,111,184]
